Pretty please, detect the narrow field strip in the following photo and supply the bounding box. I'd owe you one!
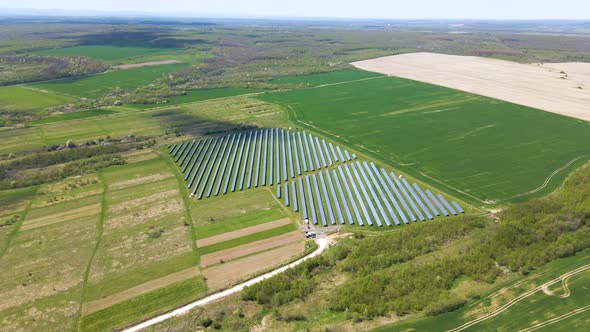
[198,223,296,255]
[21,203,101,230]
[517,304,590,332]
[200,231,304,267]
[196,217,292,247]
[83,266,201,315]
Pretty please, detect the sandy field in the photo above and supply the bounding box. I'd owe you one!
[203,241,305,290]
[200,231,304,267]
[113,60,180,70]
[196,218,292,247]
[83,266,201,315]
[352,53,590,121]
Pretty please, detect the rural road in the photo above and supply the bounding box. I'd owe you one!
[122,237,330,332]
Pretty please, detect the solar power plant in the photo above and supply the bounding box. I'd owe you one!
[169,128,464,227]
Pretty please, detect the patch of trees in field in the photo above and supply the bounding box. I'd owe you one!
[243,162,590,320]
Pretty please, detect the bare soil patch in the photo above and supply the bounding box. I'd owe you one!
[196,218,292,247]
[352,53,590,121]
[203,241,305,291]
[83,265,201,315]
[200,231,304,267]
[113,60,180,70]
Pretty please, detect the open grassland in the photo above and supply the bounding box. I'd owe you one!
[0,95,288,154]
[0,86,73,111]
[30,109,118,125]
[34,46,174,62]
[269,69,383,86]
[28,63,189,98]
[128,88,265,109]
[81,276,207,332]
[377,249,590,332]
[259,72,590,205]
[0,176,104,331]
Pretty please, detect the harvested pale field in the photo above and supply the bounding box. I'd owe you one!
[200,231,304,267]
[352,52,590,121]
[196,218,292,247]
[21,203,101,230]
[83,265,201,315]
[113,60,181,70]
[203,241,305,290]
[109,173,172,190]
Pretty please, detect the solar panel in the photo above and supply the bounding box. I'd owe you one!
[281,129,288,181]
[238,132,253,191]
[277,184,281,199]
[343,164,371,226]
[362,162,399,226]
[169,144,178,155]
[437,194,457,215]
[351,162,383,227]
[369,163,407,224]
[309,134,322,170]
[292,181,298,212]
[337,167,362,225]
[315,137,328,168]
[451,201,464,214]
[336,146,345,163]
[172,142,184,158]
[179,140,196,167]
[344,149,351,161]
[329,142,338,162]
[262,129,268,186]
[330,170,352,224]
[392,173,425,221]
[302,131,315,171]
[182,139,204,174]
[187,137,218,189]
[322,140,333,165]
[192,135,225,196]
[287,131,295,178]
[203,134,233,199]
[285,183,290,206]
[413,183,439,217]
[426,189,448,216]
[214,134,238,196]
[402,178,433,220]
[298,178,307,218]
[352,153,357,159]
[276,129,281,184]
[246,131,258,189]
[231,133,248,192]
[222,134,242,194]
[312,173,328,226]
[318,172,336,225]
[298,132,308,173]
[176,141,192,163]
[254,130,263,187]
[305,176,318,224]
[380,168,416,222]
[269,128,274,186]
[292,133,302,176]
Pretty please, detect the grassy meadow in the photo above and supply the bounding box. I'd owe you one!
[269,69,383,86]
[259,72,590,204]
[34,45,174,62]
[0,86,74,111]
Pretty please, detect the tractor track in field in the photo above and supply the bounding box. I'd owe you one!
[445,264,590,332]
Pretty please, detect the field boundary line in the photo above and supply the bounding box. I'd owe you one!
[76,172,108,331]
[446,264,590,332]
[159,148,200,265]
[0,190,36,260]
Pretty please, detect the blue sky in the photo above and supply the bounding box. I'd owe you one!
[8,0,590,19]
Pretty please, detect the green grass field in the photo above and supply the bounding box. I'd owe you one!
[376,249,590,332]
[0,86,73,111]
[30,109,118,124]
[129,88,265,109]
[259,73,590,204]
[34,45,173,62]
[269,69,383,86]
[198,224,296,255]
[81,276,207,332]
[29,63,189,98]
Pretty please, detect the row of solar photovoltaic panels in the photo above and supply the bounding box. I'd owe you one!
[276,161,464,227]
[167,128,357,199]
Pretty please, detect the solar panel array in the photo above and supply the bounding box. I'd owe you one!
[168,129,357,200]
[168,128,465,227]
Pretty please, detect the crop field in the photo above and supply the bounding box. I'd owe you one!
[34,45,174,62]
[269,69,383,86]
[258,72,590,205]
[30,109,118,125]
[378,249,590,332]
[28,63,189,98]
[0,86,74,111]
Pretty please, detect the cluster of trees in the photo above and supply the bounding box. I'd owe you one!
[0,55,108,86]
[242,163,590,320]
